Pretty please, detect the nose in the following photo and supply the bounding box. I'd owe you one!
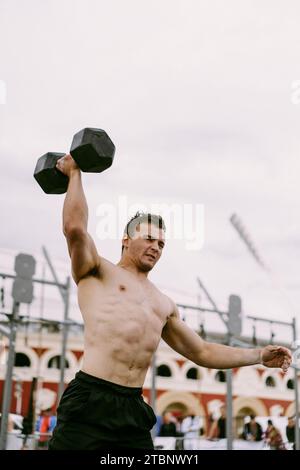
[149,240,159,253]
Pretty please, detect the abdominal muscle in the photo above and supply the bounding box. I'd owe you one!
[77,271,169,387]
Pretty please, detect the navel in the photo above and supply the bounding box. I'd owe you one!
[119,284,126,291]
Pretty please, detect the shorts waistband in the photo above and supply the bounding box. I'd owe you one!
[75,370,143,396]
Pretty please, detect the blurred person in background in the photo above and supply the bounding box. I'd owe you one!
[242,414,263,441]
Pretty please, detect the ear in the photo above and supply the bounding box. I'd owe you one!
[122,234,129,250]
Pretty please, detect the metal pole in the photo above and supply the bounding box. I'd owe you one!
[247,315,292,327]
[0,325,10,337]
[0,302,19,450]
[0,317,80,327]
[196,277,219,310]
[14,377,22,415]
[292,318,300,450]
[197,277,228,328]
[150,352,157,440]
[226,334,233,450]
[0,272,66,290]
[150,352,156,413]
[195,280,234,449]
[41,247,71,402]
[177,303,228,316]
[41,247,67,301]
[58,276,70,402]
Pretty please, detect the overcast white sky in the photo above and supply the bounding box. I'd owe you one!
[1,0,300,342]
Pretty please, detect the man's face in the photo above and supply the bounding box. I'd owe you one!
[123,222,165,272]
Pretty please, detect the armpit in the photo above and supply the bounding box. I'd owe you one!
[78,264,102,281]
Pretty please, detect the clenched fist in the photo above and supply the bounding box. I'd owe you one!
[56,154,79,178]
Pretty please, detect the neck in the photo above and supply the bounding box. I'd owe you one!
[117,258,149,279]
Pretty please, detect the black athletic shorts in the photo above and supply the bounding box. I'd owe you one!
[48,370,156,450]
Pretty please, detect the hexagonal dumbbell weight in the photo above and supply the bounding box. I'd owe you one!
[34,128,115,194]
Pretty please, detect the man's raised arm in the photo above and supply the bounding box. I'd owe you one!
[162,303,292,372]
[57,154,100,284]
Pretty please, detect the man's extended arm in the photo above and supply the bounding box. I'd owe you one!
[162,303,292,371]
[63,167,88,234]
[57,154,100,284]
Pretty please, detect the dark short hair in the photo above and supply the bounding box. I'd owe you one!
[122,211,166,253]
[250,414,256,420]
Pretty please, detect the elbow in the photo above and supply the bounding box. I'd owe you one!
[195,341,210,367]
[63,224,86,240]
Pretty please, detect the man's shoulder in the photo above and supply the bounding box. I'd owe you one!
[150,284,176,314]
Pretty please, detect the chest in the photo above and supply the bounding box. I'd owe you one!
[121,280,169,318]
[105,272,170,328]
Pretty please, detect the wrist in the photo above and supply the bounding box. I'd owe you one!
[257,348,263,365]
[69,168,81,178]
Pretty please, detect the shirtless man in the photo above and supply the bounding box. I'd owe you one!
[49,154,292,450]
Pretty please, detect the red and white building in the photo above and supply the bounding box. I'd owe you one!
[0,327,297,437]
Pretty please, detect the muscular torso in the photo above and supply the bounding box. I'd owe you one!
[78,258,173,387]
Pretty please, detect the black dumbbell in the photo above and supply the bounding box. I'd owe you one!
[34,128,115,194]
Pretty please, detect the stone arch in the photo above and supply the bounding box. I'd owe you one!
[233,396,268,417]
[156,391,205,418]
[233,396,268,439]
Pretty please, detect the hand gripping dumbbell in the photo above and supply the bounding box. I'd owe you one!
[34,128,115,194]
